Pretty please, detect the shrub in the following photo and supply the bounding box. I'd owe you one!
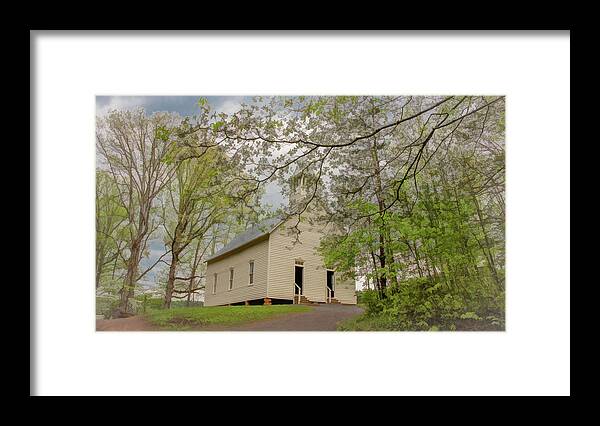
[96,296,120,318]
[351,276,505,331]
[359,289,384,314]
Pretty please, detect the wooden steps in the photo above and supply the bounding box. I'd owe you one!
[295,295,317,305]
[295,295,340,305]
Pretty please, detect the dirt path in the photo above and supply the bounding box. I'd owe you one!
[96,304,364,331]
[217,304,364,331]
[96,316,159,331]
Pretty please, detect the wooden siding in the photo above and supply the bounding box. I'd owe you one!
[331,275,357,304]
[267,218,357,304]
[204,237,269,307]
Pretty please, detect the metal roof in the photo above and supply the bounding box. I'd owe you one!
[205,215,284,262]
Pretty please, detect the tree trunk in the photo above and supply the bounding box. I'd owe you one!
[369,249,380,294]
[164,249,179,309]
[111,250,119,280]
[186,240,202,306]
[378,234,387,293]
[472,195,501,289]
[186,274,196,306]
[95,251,104,289]
[385,232,399,287]
[186,278,194,306]
[119,240,141,312]
[369,117,390,297]
[405,240,424,278]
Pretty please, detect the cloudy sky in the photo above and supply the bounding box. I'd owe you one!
[97,96,285,286]
[96,95,251,117]
[96,95,284,208]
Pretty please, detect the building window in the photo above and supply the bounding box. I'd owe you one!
[249,261,254,285]
[212,273,217,294]
[229,268,234,290]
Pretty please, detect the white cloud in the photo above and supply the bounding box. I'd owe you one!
[96,96,148,116]
[214,97,245,115]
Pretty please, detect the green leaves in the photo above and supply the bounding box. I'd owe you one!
[305,99,327,116]
[155,125,171,142]
[211,121,225,131]
[96,95,504,329]
[459,312,481,320]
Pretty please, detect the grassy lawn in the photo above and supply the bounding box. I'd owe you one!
[336,314,394,331]
[337,310,505,331]
[336,305,390,331]
[336,304,504,331]
[146,305,313,330]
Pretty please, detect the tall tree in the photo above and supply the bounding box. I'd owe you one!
[160,146,241,308]
[187,96,503,281]
[96,109,178,313]
[95,170,127,289]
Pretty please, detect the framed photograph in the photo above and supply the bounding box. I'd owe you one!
[94,94,505,333]
[32,30,570,396]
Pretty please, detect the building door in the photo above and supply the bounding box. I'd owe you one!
[295,265,303,294]
[327,270,335,300]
